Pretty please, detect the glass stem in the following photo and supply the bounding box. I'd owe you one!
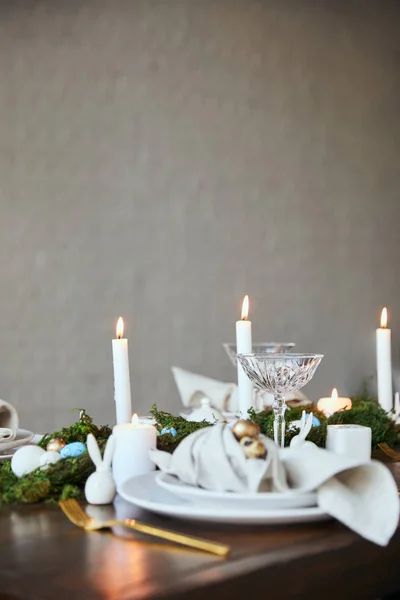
[272,394,286,448]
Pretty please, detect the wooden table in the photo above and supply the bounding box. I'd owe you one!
[1,461,400,600]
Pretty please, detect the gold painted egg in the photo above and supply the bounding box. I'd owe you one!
[239,436,267,459]
[46,437,66,452]
[232,419,260,440]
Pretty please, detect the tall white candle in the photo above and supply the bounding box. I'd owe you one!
[376,307,393,412]
[236,295,253,415]
[112,317,132,424]
[112,414,157,491]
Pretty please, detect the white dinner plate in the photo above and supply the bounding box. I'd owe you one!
[0,429,35,453]
[119,473,330,525]
[156,472,317,510]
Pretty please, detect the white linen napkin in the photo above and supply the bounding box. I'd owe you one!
[0,399,18,442]
[151,423,399,546]
[172,367,311,412]
[172,367,237,411]
[152,424,288,493]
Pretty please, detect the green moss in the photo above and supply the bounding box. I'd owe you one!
[328,397,397,448]
[38,409,112,450]
[248,406,329,447]
[248,387,397,449]
[1,386,397,505]
[0,411,111,506]
[150,404,213,453]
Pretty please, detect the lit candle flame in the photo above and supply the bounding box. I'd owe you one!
[380,307,388,329]
[241,295,249,321]
[317,387,352,416]
[131,413,139,426]
[116,317,124,339]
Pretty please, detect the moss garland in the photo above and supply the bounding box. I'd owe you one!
[149,406,213,453]
[151,390,398,452]
[0,411,111,506]
[248,398,397,449]
[0,389,397,505]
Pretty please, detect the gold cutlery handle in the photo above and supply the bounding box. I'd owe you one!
[124,519,230,557]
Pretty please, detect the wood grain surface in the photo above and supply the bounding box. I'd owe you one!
[1,458,400,600]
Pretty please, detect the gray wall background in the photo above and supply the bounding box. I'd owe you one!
[0,0,399,433]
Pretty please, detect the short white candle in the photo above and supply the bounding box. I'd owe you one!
[236,295,253,416]
[376,307,393,412]
[112,414,157,491]
[326,424,371,462]
[317,388,352,418]
[112,317,132,424]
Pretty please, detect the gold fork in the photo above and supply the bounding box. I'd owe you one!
[378,443,400,461]
[59,499,230,557]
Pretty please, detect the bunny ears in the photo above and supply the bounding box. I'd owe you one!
[290,411,314,448]
[87,433,115,470]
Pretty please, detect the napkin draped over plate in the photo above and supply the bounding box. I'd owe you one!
[172,366,311,412]
[0,399,18,441]
[151,423,399,547]
[152,424,288,494]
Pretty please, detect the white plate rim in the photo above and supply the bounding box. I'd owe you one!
[0,428,35,452]
[0,448,18,461]
[119,473,330,525]
[156,471,317,504]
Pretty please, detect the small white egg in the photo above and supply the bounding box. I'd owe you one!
[39,451,62,469]
[11,445,45,477]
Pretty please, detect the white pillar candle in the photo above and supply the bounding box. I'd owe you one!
[112,317,132,424]
[317,388,352,418]
[236,295,253,416]
[376,307,393,412]
[112,414,157,491]
[326,424,372,462]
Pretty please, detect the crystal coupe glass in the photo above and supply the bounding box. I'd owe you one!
[223,343,295,411]
[237,353,323,448]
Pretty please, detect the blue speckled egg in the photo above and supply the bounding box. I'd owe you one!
[312,416,320,427]
[60,442,87,458]
[160,427,177,437]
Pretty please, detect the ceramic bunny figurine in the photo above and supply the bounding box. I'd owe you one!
[85,433,116,505]
[290,411,316,449]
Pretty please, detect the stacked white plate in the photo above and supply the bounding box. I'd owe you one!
[0,429,35,461]
[120,472,331,525]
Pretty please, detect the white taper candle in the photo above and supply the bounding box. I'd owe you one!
[376,308,393,412]
[112,317,132,424]
[236,295,253,416]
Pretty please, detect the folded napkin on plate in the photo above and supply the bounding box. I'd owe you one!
[152,423,288,493]
[172,366,311,412]
[151,423,399,546]
[0,399,18,442]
